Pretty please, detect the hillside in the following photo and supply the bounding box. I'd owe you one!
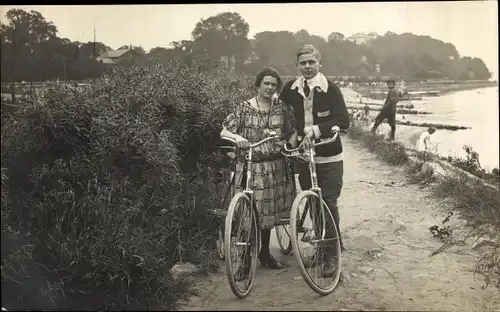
[243,31,491,80]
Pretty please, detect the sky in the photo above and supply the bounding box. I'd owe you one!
[1,2,498,79]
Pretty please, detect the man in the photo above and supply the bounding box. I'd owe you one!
[371,78,399,140]
[279,44,350,277]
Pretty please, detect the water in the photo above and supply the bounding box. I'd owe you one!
[394,86,499,171]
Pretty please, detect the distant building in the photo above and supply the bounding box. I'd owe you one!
[244,51,258,65]
[220,55,236,71]
[358,63,374,74]
[346,32,379,45]
[96,48,143,67]
[327,32,345,42]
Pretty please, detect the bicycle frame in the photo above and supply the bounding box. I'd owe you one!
[221,133,280,193]
[220,133,281,228]
[283,127,345,241]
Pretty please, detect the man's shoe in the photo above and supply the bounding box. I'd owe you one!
[302,251,322,269]
[235,263,250,282]
[321,257,338,278]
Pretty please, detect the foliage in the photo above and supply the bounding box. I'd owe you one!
[1,8,492,83]
[247,31,491,80]
[0,9,110,82]
[429,211,454,240]
[448,146,500,183]
[191,12,250,70]
[1,62,254,310]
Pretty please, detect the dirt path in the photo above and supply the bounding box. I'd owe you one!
[179,137,499,311]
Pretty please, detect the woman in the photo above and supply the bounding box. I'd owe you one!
[220,67,297,274]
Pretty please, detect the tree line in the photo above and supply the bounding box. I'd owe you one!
[0,9,492,83]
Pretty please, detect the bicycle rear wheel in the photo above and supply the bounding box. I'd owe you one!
[224,192,259,299]
[216,170,235,260]
[290,190,342,295]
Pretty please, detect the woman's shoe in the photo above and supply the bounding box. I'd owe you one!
[259,252,286,269]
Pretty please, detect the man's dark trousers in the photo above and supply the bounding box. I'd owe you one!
[295,160,344,257]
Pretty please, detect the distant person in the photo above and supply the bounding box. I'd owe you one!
[371,78,399,140]
[363,104,370,117]
[415,127,437,153]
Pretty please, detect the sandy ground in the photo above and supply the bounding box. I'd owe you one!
[179,137,500,311]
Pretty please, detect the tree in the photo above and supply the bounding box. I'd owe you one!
[191,12,250,70]
[251,31,296,74]
[0,9,58,82]
[465,57,491,80]
[327,32,345,43]
[147,47,178,66]
[117,45,145,54]
[294,29,310,44]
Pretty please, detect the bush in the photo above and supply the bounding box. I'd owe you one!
[449,145,500,184]
[1,62,254,310]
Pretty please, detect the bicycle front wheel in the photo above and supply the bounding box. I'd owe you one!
[224,192,259,299]
[275,224,292,255]
[290,190,342,295]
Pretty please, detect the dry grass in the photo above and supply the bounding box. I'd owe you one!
[347,124,409,166]
[430,169,500,287]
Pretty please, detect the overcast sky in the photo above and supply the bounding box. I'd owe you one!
[1,2,498,78]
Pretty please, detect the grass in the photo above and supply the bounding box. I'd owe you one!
[347,123,409,166]
[347,123,500,288]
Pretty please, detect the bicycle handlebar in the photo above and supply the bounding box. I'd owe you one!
[221,131,281,149]
[282,126,348,154]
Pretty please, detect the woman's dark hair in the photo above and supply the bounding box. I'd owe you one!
[254,67,283,92]
[386,78,396,84]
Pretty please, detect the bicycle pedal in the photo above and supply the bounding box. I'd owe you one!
[301,233,311,243]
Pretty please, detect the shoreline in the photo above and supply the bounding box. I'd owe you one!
[352,81,497,99]
[343,85,499,171]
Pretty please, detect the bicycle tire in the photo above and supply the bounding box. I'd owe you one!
[224,192,259,299]
[290,190,342,295]
[217,170,235,260]
[275,225,292,255]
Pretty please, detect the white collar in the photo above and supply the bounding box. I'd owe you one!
[291,72,329,94]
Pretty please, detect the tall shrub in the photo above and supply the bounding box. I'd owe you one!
[1,62,253,310]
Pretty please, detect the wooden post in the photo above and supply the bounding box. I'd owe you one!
[11,24,16,104]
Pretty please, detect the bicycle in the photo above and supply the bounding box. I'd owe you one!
[281,126,347,295]
[214,144,293,261]
[218,131,292,298]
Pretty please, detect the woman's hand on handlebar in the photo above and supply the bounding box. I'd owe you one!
[299,131,314,150]
[235,135,250,149]
[273,139,288,150]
